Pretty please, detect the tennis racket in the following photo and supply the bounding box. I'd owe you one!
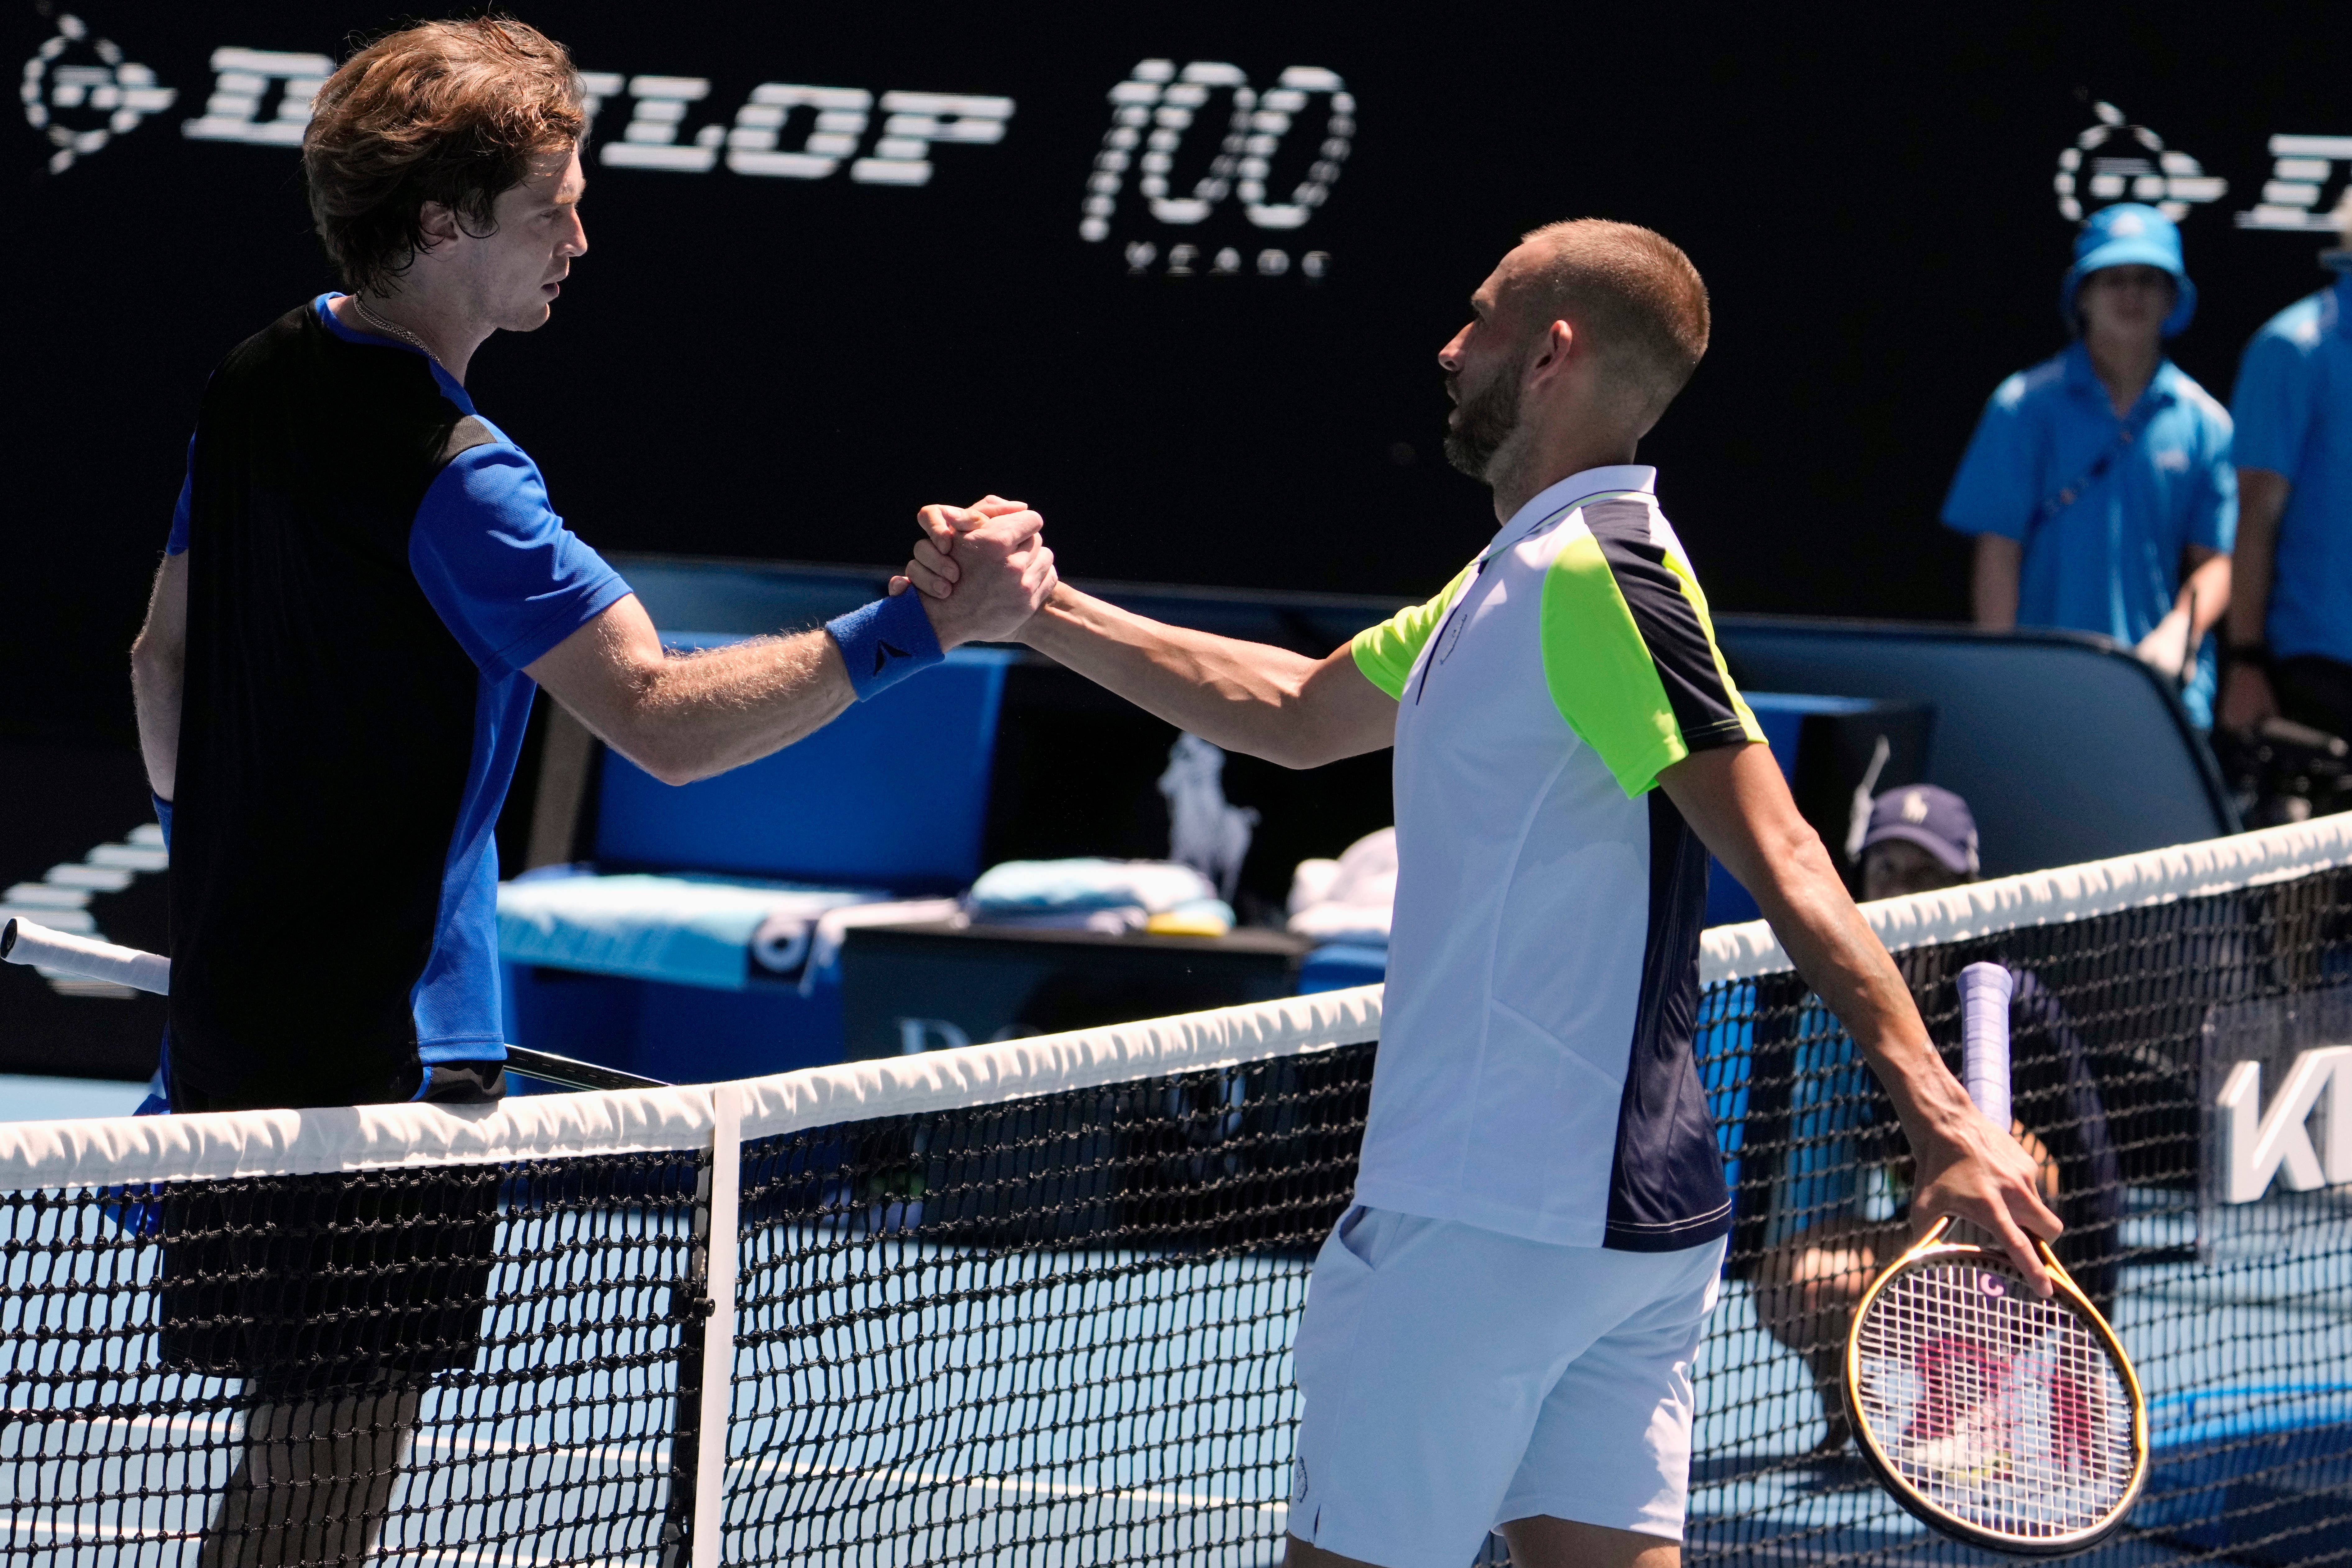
[2,915,664,1093]
[1841,960,2148,1553]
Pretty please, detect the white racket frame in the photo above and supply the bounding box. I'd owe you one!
[1841,961,2151,1554]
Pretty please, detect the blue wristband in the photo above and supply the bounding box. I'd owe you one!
[152,793,174,850]
[826,590,945,701]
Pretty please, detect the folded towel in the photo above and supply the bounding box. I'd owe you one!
[1145,897,1236,937]
[499,871,914,992]
[1286,828,1397,946]
[967,858,1218,916]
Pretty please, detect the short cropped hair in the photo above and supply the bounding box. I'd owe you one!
[303,18,585,296]
[1514,220,1710,414]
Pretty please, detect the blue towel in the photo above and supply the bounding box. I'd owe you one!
[497,871,884,991]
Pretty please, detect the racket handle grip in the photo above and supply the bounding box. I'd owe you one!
[1,917,172,995]
[1957,960,2013,1129]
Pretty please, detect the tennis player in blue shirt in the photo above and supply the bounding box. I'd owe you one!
[126,20,1053,1562]
[1941,203,2236,726]
[2219,194,2352,738]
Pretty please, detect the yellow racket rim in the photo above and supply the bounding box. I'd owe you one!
[1841,1220,2150,1554]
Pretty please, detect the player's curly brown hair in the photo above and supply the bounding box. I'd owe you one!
[302,17,586,296]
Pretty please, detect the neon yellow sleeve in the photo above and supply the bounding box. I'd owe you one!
[1540,529,1762,799]
[1349,562,1478,700]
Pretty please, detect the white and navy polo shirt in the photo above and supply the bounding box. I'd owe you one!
[1349,464,1763,1251]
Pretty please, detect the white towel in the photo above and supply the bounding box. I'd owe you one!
[1286,828,1397,946]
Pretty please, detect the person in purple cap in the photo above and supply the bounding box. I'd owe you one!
[1941,202,2237,727]
[1856,784,1980,900]
[1752,785,2123,1456]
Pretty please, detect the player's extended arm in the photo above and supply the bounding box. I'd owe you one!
[902,503,1395,769]
[1658,742,2064,1293]
[989,581,1394,770]
[129,551,188,802]
[1019,586,1396,768]
[529,512,1055,785]
[2218,467,2290,729]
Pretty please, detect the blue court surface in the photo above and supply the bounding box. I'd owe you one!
[0,1074,143,1124]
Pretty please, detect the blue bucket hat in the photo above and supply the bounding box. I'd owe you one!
[2060,203,2196,337]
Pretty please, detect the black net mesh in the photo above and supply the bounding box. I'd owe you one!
[714,865,2352,1567]
[0,1149,707,1566]
[1692,865,2352,1566]
[8,864,2352,1565]
[722,1043,1372,1567]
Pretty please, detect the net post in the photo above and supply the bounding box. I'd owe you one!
[691,1083,742,1568]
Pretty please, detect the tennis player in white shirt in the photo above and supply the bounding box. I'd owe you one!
[902,219,2057,1568]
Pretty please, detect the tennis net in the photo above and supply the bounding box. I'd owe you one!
[5,818,2352,1566]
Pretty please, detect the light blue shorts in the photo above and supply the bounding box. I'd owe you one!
[1288,1204,1725,1567]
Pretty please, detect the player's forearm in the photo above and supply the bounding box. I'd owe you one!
[530,596,861,785]
[1020,585,1354,768]
[1671,743,1975,1142]
[1749,839,1977,1137]
[1772,861,2061,1259]
[611,631,854,784]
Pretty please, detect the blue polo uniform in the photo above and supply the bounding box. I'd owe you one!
[2232,274,2352,667]
[1941,341,2236,725]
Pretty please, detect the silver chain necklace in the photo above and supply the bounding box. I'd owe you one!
[347,294,440,365]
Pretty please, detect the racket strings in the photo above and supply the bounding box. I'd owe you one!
[1853,1253,2135,1539]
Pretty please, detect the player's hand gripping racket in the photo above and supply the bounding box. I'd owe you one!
[1841,961,2148,1553]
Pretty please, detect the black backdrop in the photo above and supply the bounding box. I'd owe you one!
[10,1,2352,750]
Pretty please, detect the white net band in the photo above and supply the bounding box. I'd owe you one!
[733,981,1381,1143]
[0,984,1384,1191]
[0,1083,717,1189]
[15,814,2350,1185]
[1701,813,2352,985]
[14,816,2352,1186]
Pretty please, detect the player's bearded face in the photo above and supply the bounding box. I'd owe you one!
[1443,338,1532,481]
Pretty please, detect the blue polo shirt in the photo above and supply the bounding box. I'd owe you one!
[1941,342,2236,725]
[160,295,628,1107]
[2232,274,2352,666]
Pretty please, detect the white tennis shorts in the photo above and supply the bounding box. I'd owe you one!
[1288,1204,1725,1566]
